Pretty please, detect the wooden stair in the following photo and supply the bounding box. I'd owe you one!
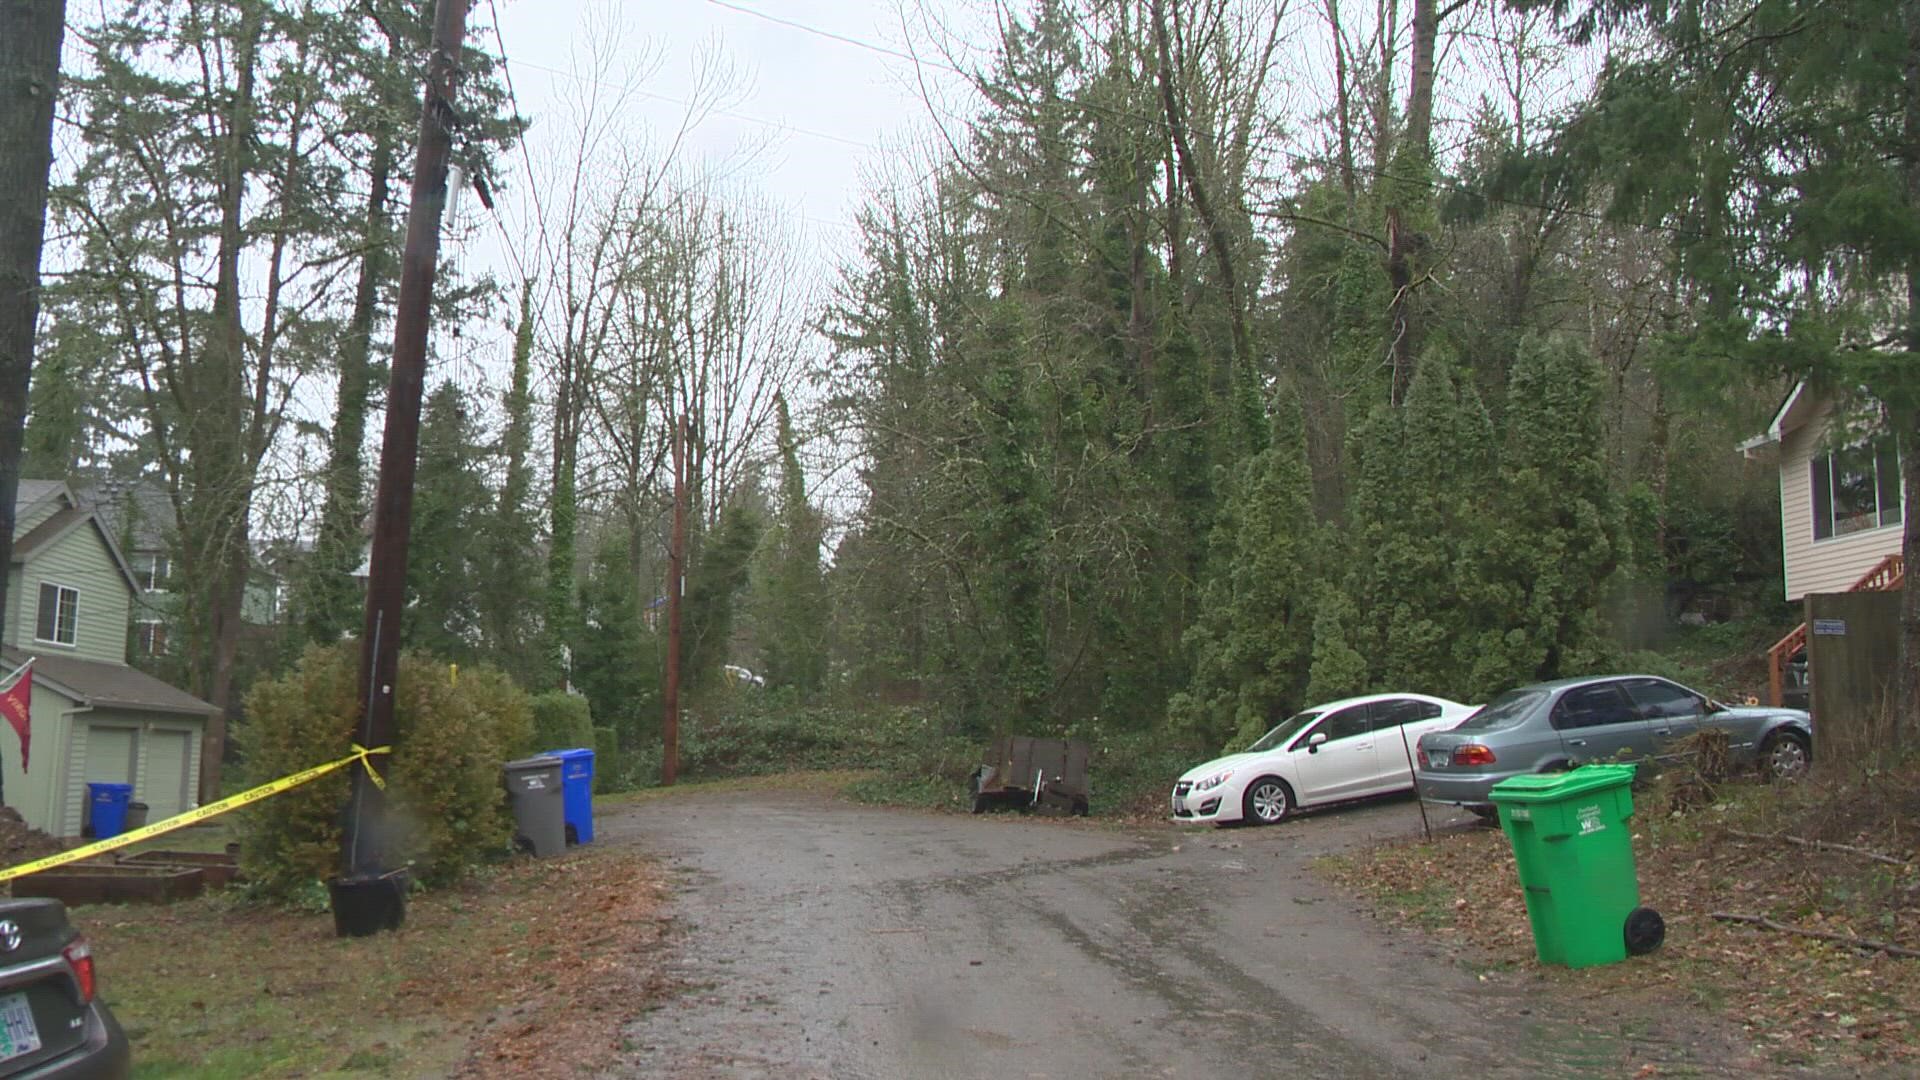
[1767,554,1904,706]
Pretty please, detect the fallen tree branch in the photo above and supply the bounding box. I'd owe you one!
[1710,912,1920,959]
[1722,828,1912,867]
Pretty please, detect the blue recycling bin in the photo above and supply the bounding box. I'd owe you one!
[545,748,595,845]
[87,782,134,839]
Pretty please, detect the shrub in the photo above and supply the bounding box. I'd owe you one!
[236,644,534,898]
[528,691,594,754]
[589,725,624,793]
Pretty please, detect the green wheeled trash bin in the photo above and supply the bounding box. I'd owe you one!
[1488,763,1664,968]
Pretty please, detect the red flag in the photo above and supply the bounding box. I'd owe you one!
[0,661,30,772]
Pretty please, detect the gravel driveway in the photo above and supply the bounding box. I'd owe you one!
[598,789,1736,1079]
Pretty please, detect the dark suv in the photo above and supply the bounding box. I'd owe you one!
[0,897,129,1077]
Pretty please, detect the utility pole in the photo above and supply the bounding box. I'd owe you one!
[663,415,686,785]
[332,0,471,937]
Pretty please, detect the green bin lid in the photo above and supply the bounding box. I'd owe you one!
[1488,763,1637,804]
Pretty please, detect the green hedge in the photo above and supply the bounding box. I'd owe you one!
[236,644,534,899]
[529,691,594,754]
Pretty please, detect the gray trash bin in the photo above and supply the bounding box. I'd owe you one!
[503,755,566,857]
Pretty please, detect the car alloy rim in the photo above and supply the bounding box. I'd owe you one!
[1252,783,1286,821]
[1770,739,1808,778]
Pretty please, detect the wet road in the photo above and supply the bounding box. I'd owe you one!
[600,790,1708,1079]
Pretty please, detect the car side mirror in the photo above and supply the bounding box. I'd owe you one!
[1307,732,1328,754]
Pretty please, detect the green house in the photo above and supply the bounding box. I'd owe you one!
[5,481,217,837]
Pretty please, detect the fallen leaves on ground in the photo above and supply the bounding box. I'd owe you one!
[90,846,672,1076]
[1318,764,1920,1074]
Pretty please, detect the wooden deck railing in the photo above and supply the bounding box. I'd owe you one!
[1766,553,1903,706]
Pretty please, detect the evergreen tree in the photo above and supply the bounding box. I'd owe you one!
[573,529,659,749]
[1467,333,1620,689]
[1167,401,1317,752]
[403,382,493,662]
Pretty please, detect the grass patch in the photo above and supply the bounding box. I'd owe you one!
[843,771,968,811]
[88,846,671,1077]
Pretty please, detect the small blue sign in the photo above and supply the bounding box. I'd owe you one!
[1812,619,1847,636]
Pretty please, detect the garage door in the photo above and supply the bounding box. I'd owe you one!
[81,726,137,835]
[83,726,137,785]
[143,730,192,822]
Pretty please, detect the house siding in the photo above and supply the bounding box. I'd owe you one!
[3,567,19,655]
[1779,406,1907,602]
[12,526,132,662]
[2,680,80,835]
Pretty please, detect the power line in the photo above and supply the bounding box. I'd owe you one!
[485,0,551,278]
[704,0,971,80]
[500,51,880,152]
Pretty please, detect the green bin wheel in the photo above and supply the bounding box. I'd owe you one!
[1624,906,1665,956]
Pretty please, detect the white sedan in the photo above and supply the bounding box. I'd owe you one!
[1170,693,1477,826]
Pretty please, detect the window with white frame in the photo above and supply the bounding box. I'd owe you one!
[35,584,78,646]
[134,552,170,592]
[136,620,168,656]
[1812,437,1902,540]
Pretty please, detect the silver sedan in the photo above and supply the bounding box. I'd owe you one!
[1414,674,1812,815]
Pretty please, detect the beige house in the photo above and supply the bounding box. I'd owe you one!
[1743,383,1905,602]
[5,481,217,837]
[1743,385,1906,706]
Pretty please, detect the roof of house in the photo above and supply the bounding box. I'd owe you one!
[71,479,175,554]
[13,480,70,514]
[3,645,218,717]
[7,498,141,595]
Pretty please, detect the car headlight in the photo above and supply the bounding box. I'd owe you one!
[1194,769,1234,792]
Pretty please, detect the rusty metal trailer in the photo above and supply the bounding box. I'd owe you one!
[968,736,1091,816]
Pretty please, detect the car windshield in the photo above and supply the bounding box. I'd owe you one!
[1453,689,1547,731]
[1246,711,1321,752]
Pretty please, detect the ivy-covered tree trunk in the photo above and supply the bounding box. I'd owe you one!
[485,278,541,683]
[303,129,394,644]
[760,394,828,693]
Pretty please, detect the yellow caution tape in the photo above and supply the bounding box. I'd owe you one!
[0,744,391,885]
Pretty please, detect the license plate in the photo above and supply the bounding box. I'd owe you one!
[1427,751,1450,768]
[0,991,41,1062]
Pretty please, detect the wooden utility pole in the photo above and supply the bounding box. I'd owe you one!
[334,0,470,933]
[663,415,686,785]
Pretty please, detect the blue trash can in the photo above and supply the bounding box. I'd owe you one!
[545,748,595,845]
[87,782,134,839]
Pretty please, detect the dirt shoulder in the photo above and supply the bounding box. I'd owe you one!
[88,845,672,1078]
[1317,770,1920,1077]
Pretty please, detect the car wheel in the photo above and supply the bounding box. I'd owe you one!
[1242,777,1291,825]
[1759,732,1811,782]
[1466,805,1498,823]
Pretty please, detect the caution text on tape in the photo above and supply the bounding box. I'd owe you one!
[0,745,391,885]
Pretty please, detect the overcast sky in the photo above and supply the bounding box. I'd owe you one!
[478,0,970,288]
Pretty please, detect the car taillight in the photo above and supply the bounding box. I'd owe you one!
[1452,744,1497,766]
[64,938,95,1003]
